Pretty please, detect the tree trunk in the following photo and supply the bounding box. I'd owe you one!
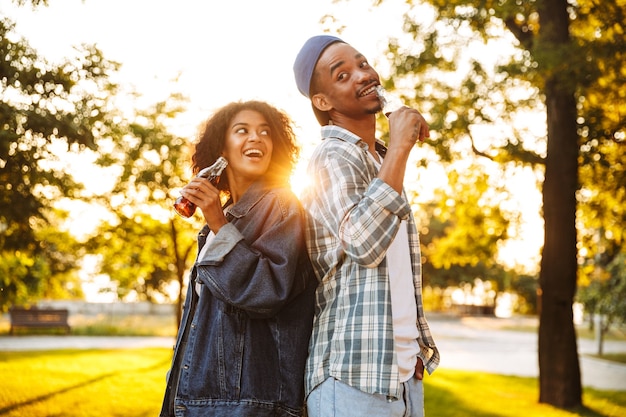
[170,219,185,330]
[537,0,582,408]
[594,314,604,356]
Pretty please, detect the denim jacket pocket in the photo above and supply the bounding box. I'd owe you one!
[183,299,246,399]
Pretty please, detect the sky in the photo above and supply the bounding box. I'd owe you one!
[2,0,544,298]
[2,0,409,144]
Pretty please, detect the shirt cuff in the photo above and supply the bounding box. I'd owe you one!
[197,223,245,264]
[368,178,412,220]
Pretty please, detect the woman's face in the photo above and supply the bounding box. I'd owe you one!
[221,109,273,185]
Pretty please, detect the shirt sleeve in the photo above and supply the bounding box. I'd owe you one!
[195,193,309,319]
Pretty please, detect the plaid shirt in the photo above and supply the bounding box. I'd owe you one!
[301,125,440,400]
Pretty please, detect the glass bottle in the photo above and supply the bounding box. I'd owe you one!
[173,157,228,218]
[376,85,405,117]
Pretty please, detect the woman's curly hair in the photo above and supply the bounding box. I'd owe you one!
[191,101,299,193]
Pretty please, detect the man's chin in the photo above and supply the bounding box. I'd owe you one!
[367,105,383,115]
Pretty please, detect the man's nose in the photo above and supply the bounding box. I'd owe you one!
[355,68,374,83]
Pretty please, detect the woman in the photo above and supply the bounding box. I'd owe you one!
[160,101,316,417]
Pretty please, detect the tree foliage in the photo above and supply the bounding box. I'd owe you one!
[0,12,118,311]
[578,252,626,326]
[0,217,84,311]
[0,18,118,250]
[414,163,511,290]
[1,4,202,322]
[85,94,200,324]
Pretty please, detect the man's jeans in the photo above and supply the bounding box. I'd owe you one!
[306,377,424,417]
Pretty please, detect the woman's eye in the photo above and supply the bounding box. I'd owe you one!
[236,127,247,134]
[260,129,270,136]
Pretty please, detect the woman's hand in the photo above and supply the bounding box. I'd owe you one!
[180,178,228,233]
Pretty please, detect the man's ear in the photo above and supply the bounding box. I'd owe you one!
[312,93,332,112]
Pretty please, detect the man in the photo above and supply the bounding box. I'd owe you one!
[293,35,440,417]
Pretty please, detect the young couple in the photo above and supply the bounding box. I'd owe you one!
[159,35,440,417]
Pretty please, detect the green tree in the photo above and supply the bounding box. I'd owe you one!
[0,11,119,310]
[338,0,625,409]
[86,95,200,325]
[415,163,511,292]
[577,105,626,346]
[577,252,626,355]
[0,216,84,312]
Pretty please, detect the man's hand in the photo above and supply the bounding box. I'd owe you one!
[388,107,430,149]
[414,357,425,380]
[379,107,430,194]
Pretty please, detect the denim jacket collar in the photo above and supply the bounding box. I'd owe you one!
[224,178,276,219]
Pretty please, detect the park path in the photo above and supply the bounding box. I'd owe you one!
[430,314,626,391]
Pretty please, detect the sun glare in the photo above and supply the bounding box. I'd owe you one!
[290,159,311,199]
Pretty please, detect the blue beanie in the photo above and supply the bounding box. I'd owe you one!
[293,35,343,98]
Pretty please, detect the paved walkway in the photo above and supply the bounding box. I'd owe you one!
[1,315,624,391]
[430,315,626,391]
[0,335,174,351]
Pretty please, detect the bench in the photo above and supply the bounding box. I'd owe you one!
[9,307,71,334]
[453,304,496,316]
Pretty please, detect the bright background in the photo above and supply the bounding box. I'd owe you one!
[2,0,408,143]
[2,0,543,284]
[2,0,419,214]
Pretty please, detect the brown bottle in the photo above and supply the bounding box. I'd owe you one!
[173,157,228,218]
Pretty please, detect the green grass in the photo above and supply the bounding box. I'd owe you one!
[0,348,172,417]
[0,348,624,417]
[1,313,624,416]
[425,369,626,417]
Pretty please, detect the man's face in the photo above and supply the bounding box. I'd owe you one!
[312,42,382,119]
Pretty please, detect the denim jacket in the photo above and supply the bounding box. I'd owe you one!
[160,179,316,417]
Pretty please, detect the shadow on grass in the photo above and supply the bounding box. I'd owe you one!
[568,407,621,417]
[0,349,171,415]
[0,370,119,414]
[1,351,623,417]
